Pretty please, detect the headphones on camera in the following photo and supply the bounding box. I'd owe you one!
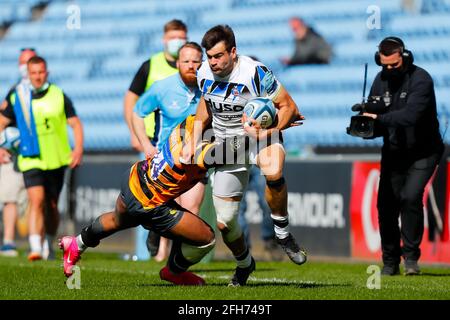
[374,36,414,67]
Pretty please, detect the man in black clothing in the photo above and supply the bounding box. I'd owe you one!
[362,37,444,276]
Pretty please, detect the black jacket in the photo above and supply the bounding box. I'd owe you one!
[369,65,443,159]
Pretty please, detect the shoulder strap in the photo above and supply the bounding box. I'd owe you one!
[15,83,32,132]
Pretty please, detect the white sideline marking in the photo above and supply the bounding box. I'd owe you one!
[213,274,315,284]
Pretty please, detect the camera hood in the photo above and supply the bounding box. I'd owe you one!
[346,115,377,139]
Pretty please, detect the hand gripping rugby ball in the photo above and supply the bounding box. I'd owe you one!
[0,127,21,152]
[243,97,277,129]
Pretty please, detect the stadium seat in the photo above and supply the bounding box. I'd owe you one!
[0,0,448,152]
[82,122,130,151]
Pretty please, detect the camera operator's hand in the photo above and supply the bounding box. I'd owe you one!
[351,103,364,112]
[362,112,377,119]
[365,96,387,113]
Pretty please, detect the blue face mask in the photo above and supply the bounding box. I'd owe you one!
[19,64,28,79]
[166,38,186,58]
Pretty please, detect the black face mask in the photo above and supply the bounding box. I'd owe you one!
[381,66,405,81]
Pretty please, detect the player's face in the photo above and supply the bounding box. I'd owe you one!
[177,47,202,86]
[205,41,236,77]
[163,29,188,43]
[28,62,48,90]
[18,49,36,66]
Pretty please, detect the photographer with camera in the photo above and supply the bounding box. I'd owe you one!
[350,37,444,275]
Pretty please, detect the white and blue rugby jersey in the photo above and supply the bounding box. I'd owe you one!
[197,55,281,140]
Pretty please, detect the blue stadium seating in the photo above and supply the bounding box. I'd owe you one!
[0,0,41,25]
[0,0,449,151]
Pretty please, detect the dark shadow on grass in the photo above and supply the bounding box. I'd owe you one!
[418,272,450,277]
[191,268,277,273]
[139,283,257,287]
[248,282,352,289]
[138,282,351,289]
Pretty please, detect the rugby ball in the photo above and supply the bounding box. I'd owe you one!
[0,127,20,152]
[243,97,277,129]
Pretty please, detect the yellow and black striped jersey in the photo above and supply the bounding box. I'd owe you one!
[128,115,215,209]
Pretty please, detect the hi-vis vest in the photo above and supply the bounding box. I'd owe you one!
[143,51,178,138]
[11,84,72,172]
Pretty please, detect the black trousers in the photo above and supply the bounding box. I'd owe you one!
[377,150,442,265]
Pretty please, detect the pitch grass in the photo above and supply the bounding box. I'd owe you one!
[0,251,449,300]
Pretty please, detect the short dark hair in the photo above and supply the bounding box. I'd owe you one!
[27,55,47,68]
[201,25,236,52]
[20,48,36,52]
[178,41,203,59]
[379,37,404,56]
[164,19,187,33]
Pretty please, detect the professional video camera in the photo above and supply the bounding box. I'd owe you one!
[346,95,390,139]
[346,63,390,139]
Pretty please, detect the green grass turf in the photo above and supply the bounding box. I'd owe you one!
[0,251,449,300]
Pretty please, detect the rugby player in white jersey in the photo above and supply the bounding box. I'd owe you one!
[182,25,306,286]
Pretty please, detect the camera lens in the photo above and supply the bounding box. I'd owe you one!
[355,118,370,134]
[348,115,376,138]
